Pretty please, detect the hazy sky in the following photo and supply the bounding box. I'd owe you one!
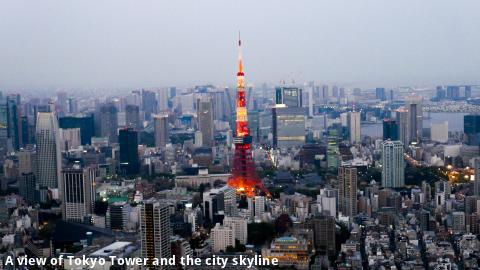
[1,0,480,90]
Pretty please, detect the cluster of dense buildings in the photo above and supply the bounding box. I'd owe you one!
[1,74,480,270]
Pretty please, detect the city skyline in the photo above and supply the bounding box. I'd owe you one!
[2,0,480,89]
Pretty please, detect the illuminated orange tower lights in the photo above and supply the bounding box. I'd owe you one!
[227,34,270,197]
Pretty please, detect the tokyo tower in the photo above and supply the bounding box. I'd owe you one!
[227,34,270,197]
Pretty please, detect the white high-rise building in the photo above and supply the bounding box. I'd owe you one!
[317,188,338,217]
[381,140,405,188]
[140,200,172,269]
[223,216,248,244]
[254,196,265,221]
[36,112,62,202]
[431,121,448,143]
[211,223,235,253]
[348,112,361,144]
[61,164,96,222]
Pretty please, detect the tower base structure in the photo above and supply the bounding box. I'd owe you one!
[228,136,270,197]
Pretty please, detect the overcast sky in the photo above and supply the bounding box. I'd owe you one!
[1,0,480,90]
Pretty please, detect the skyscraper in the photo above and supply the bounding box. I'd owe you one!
[381,140,405,188]
[396,108,409,147]
[98,103,118,144]
[7,95,22,150]
[308,215,336,256]
[60,163,95,222]
[125,104,141,130]
[275,87,302,108]
[197,96,214,147]
[272,106,306,148]
[119,128,139,175]
[338,166,358,217]
[407,96,423,143]
[154,114,169,149]
[36,112,62,202]
[347,111,361,144]
[474,158,480,197]
[464,114,480,146]
[142,89,157,121]
[383,119,399,141]
[140,200,172,269]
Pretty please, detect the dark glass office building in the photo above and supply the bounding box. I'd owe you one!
[119,128,139,175]
[383,119,399,141]
[59,115,95,145]
[464,114,480,145]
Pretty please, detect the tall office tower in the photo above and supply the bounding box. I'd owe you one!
[0,100,8,160]
[381,140,405,188]
[59,115,95,145]
[197,96,214,147]
[308,215,336,256]
[211,223,235,253]
[19,173,36,204]
[227,36,270,197]
[140,200,172,269]
[464,114,480,146]
[316,85,328,105]
[383,119,399,140]
[36,112,62,202]
[142,89,157,121]
[156,88,169,112]
[154,114,169,149]
[246,86,254,110]
[67,97,78,114]
[59,128,81,151]
[18,148,37,204]
[275,87,302,108]
[223,216,248,244]
[125,104,140,130]
[18,148,36,175]
[98,103,118,143]
[272,106,306,148]
[56,92,68,114]
[247,111,260,142]
[21,116,32,146]
[60,163,95,222]
[431,122,448,143]
[307,86,314,117]
[6,95,22,150]
[375,87,386,101]
[407,96,423,143]
[211,90,228,121]
[474,158,480,196]
[338,166,358,217]
[347,111,361,144]
[396,108,409,147]
[119,128,139,175]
